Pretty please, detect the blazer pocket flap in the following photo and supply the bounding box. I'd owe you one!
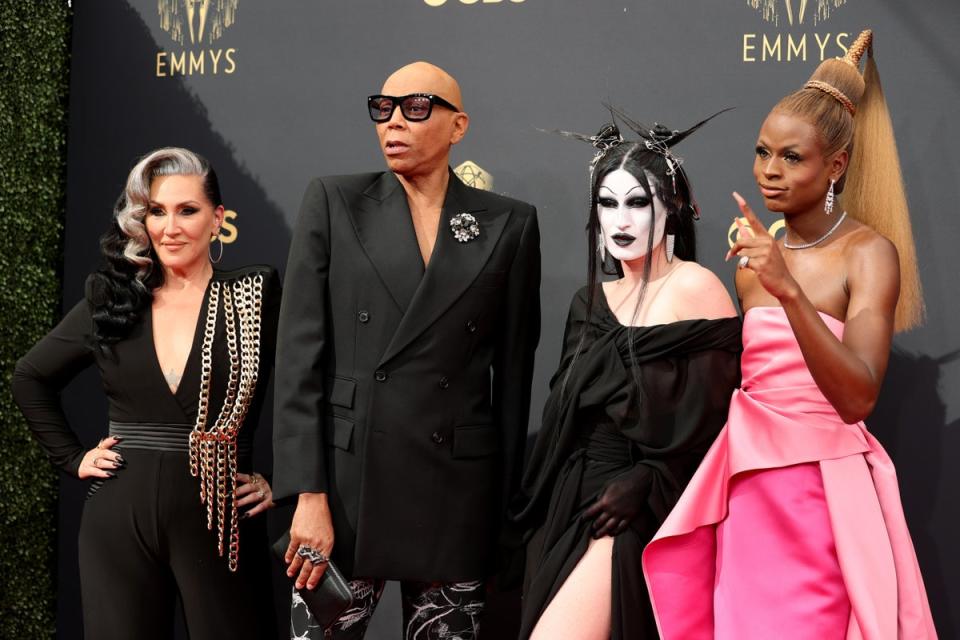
[452,424,498,458]
[326,416,354,451]
[327,377,356,409]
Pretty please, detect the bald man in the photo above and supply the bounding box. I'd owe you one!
[273,62,541,639]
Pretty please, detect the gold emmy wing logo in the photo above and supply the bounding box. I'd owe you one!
[155,0,238,76]
[455,161,494,191]
[424,0,524,6]
[159,0,239,46]
[741,0,853,63]
[728,217,786,248]
[746,0,848,26]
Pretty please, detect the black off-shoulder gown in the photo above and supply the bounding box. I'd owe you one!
[510,286,742,639]
[11,266,280,640]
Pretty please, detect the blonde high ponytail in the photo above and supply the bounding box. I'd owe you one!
[844,49,924,331]
[774,30,924,332]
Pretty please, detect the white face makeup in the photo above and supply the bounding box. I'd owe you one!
[597,168,667,263]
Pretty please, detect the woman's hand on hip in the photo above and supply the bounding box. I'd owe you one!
[77,436,124,479]
[235,472,274,518]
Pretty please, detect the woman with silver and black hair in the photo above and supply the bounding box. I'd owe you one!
[13,147,280,639]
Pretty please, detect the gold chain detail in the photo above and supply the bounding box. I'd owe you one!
[189,273,265,572]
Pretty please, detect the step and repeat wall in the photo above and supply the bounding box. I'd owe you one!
[60,1,959,637]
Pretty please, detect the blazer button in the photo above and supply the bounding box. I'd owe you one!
[374,370,388,382]
[358,310,370,323]
[431,431,445,444]
[438,376,449,390]
[465,320,477,333]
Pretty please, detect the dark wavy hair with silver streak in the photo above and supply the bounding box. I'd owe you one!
[86,147,222,345]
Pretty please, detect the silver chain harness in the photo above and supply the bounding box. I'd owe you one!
[189,273,264,572]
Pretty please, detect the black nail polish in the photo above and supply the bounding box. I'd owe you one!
[106,471,117,478]
[113,436,124,442]
[116,455,125,464]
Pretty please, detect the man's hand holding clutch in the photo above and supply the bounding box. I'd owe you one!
[286,492,336,590]
[275,496,352,632]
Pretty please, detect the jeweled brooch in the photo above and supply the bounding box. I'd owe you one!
[450,212,480,243]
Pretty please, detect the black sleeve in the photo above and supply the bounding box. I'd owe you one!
[620,347,741,521]
[272,178,332,500]
[508,286,594,524]
[258,267,282,397]
[546,285,590,390]
[492,206,541,513]
[11,300,97,477]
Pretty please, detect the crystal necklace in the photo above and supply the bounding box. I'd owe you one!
[783,211,848,249]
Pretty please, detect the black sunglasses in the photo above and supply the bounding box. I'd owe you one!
[367,93,460,123]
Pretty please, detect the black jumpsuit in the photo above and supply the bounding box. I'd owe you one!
[12,265,280,640]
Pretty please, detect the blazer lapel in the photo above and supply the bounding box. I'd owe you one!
[379,171,512,366]
[341,173,424,312]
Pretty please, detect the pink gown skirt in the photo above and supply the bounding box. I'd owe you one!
[714,464,850,638]
[642,307,937,640]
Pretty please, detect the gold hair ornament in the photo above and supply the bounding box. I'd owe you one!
[841,29,873,68]
[803,80,857,115]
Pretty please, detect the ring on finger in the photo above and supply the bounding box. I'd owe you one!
[93,457,101,467]
[738,255,750,270]
[257,489,265,499]
[296,544,328,565]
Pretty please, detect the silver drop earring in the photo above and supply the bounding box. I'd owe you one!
[209,233,224,264]
[597,232,606,263]
[824,178,836,215]
[664,214,677,263]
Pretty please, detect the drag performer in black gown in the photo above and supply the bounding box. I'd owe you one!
[510,112,741,639]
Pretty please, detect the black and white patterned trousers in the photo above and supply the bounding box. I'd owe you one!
[291,578,485,640]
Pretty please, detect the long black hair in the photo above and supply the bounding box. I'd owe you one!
[86,147,222,344]
[559,108,729,394]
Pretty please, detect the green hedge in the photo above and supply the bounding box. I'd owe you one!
[0,2,71,637]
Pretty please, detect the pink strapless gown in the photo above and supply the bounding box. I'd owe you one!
[642,307,937,640]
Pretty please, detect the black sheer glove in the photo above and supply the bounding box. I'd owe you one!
[582,464,653,538]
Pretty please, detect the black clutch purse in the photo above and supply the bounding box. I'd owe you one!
[271,531,353,630]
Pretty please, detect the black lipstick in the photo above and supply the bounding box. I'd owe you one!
[611,233,636,247]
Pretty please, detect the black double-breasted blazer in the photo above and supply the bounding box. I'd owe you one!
[273,169,540,581]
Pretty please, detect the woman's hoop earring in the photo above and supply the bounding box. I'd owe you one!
[824,178,836,215]
[209,234,224,264]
